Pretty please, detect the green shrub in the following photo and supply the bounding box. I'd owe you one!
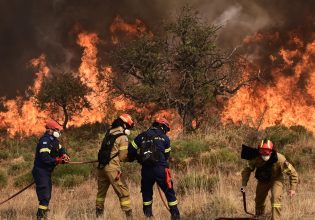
[264,125,312,149]
[0,170,8,187]
[9,162,32,176]
[290,125,313,137]
[203,148,240,167]
[264,125,297,148]
[14,172,33,187]
[172,138,210,161]
[52,164,92,187]
[0,150,10,160]
[177,172,218,194]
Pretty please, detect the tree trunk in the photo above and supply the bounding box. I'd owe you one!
[62,105,69,130]
[178,103,195,133]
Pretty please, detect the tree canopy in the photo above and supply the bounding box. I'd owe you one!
[36,72,91,129]
[110,6,255,132]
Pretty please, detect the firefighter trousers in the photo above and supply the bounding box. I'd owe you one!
[96,168,131,212]
[255,180,283,220]
[141,166,179,216]
[32,167,52,209]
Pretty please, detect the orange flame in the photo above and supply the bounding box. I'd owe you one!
[70,31,106,126]
[0,16,175,137]
[222,34,315,133]
[0,55,50,136]
[110,15,153,44]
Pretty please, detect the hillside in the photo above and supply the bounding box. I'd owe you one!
[0,124,314,219]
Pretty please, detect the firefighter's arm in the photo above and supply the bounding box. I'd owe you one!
[283,160,298,191]
[56,142,70,163]
[128,135,141,162]
[164,137,171,161]
[241,160,255,186]
[127,143,137,162]
[118,135,129,161]
[38,142,57,166]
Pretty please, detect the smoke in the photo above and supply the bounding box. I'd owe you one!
[1,0,315,97]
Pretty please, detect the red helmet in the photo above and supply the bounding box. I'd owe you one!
[258,139,273,155]
[155,117,170,131]
[119,114,134,128]
[45,120,63,131]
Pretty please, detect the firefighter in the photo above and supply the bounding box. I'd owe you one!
[128,118,180,220]
[95,114,134,219]
[32,120,70,219]
[241,139,298,220]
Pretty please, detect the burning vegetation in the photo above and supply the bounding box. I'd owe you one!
[0,17,150,137]
[1,4,315,136]
[222,26,315,133]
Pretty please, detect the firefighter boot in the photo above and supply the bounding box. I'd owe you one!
[96,207,104,218]
[143,204,153,218]
[36,208,47,220]
[170,206,180,220]
[125,209,133,220]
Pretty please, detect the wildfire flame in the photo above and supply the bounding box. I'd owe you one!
[109,15,153,44]
[0,55,49,136]
[222,32,315,133]
[0,16,153,137]
[70,31,106,127]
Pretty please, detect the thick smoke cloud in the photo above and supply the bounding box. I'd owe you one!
[0,0,314,98]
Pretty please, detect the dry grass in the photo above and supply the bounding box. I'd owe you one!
[0,168,314,220]
[1,124,315,219]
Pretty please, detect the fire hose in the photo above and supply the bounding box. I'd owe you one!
[67,160,98,165]
[0,181,35,206]
[0,159,98,206]
[157,185,170,211]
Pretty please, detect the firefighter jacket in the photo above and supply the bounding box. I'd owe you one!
[241,152,298,191]
[34,133,66,171]
[104,126,129,172]
[129,127,171,167]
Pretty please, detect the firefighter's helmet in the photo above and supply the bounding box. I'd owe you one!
[119,114,134,128]
[45,120,63,131]
[155,117,170,132]
[258,139,273,155]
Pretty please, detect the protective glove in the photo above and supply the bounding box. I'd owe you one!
[55,154,70,165]
[62,154,70,163]
[240,186,246,193]
[288,190,296,197]
[55,157,64,165]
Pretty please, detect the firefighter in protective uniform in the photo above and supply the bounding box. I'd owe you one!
[241,139,298,220]
[128,118,180,220]
[32,120,70,219]
[95,114,134,219]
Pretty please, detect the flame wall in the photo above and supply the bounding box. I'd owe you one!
[2,0,315,135]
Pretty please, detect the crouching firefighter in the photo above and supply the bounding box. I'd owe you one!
[240,139,298,220]
[128,118,180,220]
[96,114,134,219]
[32,120,70,219]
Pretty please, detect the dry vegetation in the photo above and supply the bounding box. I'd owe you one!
[0,124,315,219]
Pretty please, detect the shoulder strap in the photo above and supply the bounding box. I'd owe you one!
[107,132,125,161]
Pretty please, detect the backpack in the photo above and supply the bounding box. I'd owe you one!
[139,133,160,166]
[98,131,124,168]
